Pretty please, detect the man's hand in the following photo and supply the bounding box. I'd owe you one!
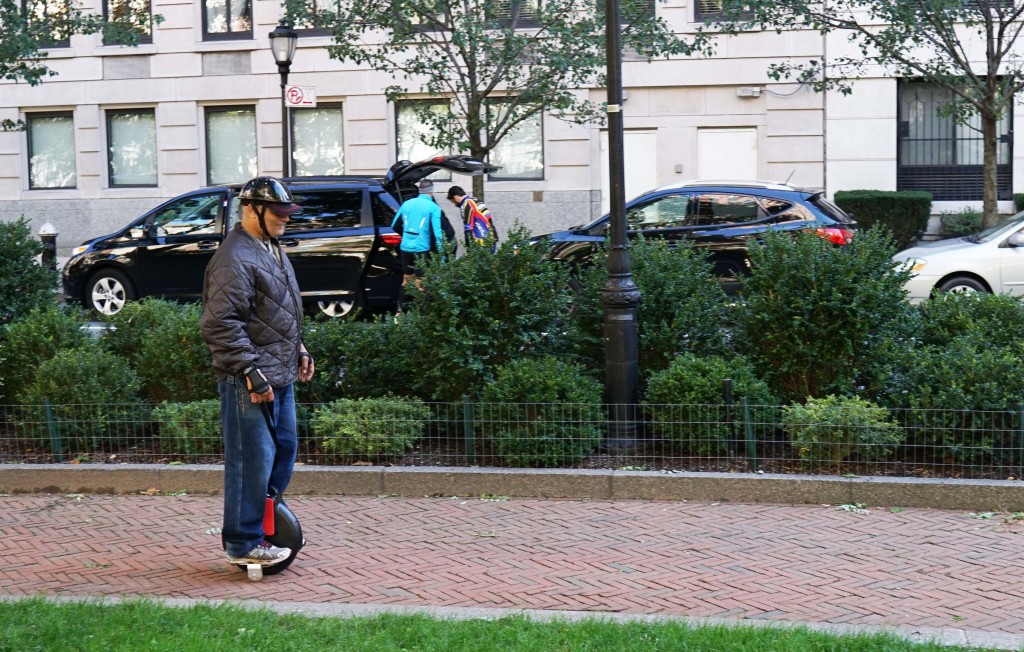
[298,349,315,383]
[243,366,274,404]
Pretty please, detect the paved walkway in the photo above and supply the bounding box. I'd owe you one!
[3,493,1024,649]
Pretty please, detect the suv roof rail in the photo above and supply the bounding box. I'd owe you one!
[665,179,798,190]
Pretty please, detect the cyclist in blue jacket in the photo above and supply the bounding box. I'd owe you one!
[392,179,444,294]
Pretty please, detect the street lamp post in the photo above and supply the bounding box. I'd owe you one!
[269,21,298,177]
[601,0,641,450]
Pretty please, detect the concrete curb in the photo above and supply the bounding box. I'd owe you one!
[2,464,1022,510]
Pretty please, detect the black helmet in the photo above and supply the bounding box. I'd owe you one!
[239,177,301,215]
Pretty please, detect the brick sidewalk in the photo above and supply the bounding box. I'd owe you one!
[3,493,1023,642]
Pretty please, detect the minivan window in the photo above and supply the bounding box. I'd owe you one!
[141,193,222,238]
[287,190,364,231]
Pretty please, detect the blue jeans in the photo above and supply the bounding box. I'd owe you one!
[219,375,297,557]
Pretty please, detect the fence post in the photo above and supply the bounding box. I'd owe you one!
[743,396,757,469]
[1018,404,1023,477]
[723,378,734,457]
[45,399,63,463]
[463,399,475,465]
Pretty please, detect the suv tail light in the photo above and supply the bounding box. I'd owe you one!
[381,233,402,248]
[815,226,855,245]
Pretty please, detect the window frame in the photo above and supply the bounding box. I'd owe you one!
[201,0,253,41]
[27,111,77,190]
[106,108,158,188]
[204,105,257,186]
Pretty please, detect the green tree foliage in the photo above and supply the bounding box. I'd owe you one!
[0,217,58,323]
[0,0,157,129]
[738,228,914,402]
[290,0,711,197]
[717,0,1024,227]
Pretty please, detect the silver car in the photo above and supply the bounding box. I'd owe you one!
[894,213,1024,303]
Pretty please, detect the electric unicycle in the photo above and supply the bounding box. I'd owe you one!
[223,491,305,581]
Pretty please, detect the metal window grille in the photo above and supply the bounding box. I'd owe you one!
[897,80,1012,201]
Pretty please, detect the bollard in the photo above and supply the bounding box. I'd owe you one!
[38,222,58,271]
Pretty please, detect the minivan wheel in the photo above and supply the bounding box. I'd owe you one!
[936,276,988,295]
[86,269,135,316]
[315,295,360,319]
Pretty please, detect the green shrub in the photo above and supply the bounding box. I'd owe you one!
[101,299,214,402]
[567,237,730,375]
[881,337,1024,464]
[938,207,983,237]
[152,399,221,456]
[782,395,903,468]
[833,190,931,251]
[0,217,59,325]
[312,396,429,460]
[917,291,1024,349]
[643,353,774,455]
[400,225,575,401]
[0,305,88,403]
[16,345,145,451]
[479,357,604,468]
[738,228,915,401]
[300,317,412,402]
[1014,193,1024,214]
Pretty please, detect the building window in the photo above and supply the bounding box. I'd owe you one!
[28,112,76,189]
[694,0,748,21]
[396,100,451,181]
[897,80,1012,201]
[22,0,72,48]
[486,101,543,180]
[103,0,153,44]
[205,106,256,185]
[291,105,344,176]
[202,0,251,40]
[107,109,157,187]
[290,0,330,35]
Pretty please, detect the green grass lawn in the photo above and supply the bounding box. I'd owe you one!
[0,597,1004,652]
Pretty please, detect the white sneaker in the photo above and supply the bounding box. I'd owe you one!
[227,540,291,566]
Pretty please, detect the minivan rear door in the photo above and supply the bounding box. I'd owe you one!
[382,155,499,203]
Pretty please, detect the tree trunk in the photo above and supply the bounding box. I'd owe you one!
[981,111,1000,228]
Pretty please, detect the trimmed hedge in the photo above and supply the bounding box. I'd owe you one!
[833,190,931,251]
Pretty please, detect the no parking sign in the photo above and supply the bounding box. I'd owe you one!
[285,85,317,108]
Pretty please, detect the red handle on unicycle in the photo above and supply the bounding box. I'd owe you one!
[263,496,276,536]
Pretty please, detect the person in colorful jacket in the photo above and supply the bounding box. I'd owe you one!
[446,185,498,252]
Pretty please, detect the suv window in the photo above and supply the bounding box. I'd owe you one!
[692,194,760,225]
[288,190,364,231]
[627,193,690,229]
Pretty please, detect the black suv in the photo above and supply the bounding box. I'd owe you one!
[62,156,493,317]
[535,181,856,291]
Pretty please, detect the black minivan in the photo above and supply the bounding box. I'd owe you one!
[62,156,494,317]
